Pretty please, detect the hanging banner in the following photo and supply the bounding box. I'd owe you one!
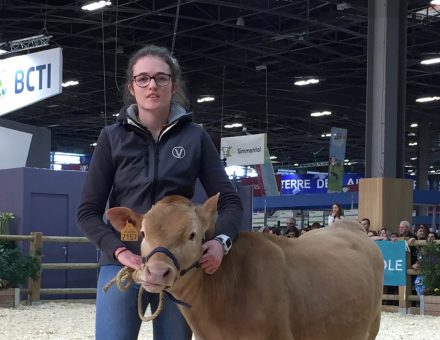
[0,47,63,117]
[255,146,280,196]
[328,127,347,193]
[220,133,266,166]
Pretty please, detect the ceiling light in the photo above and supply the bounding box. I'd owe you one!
[411,157,417,160]
[224,123,243,129]
[82,1,111,11]
[421,57,440,65]
[270,156,277,160]
[410,123,418,128]
[197,96,215,103]
[408,142,418,146]
[416,96,440,103]
[62,80,79,87]
[321,133,331,137]
[294,163,299,166]
[294,78,319,86]
[112,113,119,117]
[407,132,416,136]
[90,142,97,147]
[310,111,331,117]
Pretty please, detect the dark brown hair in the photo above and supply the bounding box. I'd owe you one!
[123,45,189,108]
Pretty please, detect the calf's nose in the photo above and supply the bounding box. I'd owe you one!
[145,263,172,283]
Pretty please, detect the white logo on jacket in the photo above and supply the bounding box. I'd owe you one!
[172,146,186,159]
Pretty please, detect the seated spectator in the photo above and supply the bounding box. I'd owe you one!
[367,230,378,238]
[378,227,390,241]
[360,218,371,233]
[310,222,321,230]
[389,232,399,242]
[398,220,414,240]
[427,231,437,243]
[285,217,300,237]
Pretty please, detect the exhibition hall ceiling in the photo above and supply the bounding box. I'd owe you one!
[1,0,440,173]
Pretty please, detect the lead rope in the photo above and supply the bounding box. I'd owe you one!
[103,266,165,321]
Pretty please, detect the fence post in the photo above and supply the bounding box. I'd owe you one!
[398,250,411,314]
[29,232,43,303]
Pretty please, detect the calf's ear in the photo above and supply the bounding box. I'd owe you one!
[196,193,220,236]
[106,207,143,232]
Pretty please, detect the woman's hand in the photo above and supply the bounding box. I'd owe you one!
[115,248,142,270]
[199,239,224,275]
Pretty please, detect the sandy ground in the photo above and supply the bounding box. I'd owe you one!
[0,301,439,339]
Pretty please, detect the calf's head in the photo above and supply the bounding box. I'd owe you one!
[106,194,219,293]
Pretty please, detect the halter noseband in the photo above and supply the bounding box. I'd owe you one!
[141,246,201,308]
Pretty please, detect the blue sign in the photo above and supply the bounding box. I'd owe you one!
[375,240,407,286]
[281,173,362,195]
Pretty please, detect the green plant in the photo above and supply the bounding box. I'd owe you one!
[0,241,40,290]
[0,211,15,234]
[420,241,440,296]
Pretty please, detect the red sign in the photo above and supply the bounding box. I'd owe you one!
[240,175,282,197]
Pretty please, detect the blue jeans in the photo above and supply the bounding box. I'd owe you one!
[96,265,192,340]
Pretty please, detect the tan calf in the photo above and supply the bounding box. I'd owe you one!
[107,194,384,340]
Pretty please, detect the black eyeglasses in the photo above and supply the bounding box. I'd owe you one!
[132,72,172,87]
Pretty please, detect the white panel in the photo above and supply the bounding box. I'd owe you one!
[0,126,32,169]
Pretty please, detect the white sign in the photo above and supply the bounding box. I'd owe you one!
[220,133,266,166]
[0,126,32,169]
[0,48,63,116]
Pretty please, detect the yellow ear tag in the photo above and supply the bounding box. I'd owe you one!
[120,221,139,241]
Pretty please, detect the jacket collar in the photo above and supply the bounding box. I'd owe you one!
[118,103,191,127]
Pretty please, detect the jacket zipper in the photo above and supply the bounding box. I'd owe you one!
[126,116,179,204]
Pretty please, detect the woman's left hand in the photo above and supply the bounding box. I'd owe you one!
[199,239,224,275]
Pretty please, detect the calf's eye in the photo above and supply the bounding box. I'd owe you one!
[189,232,196,240]
[140,231,145,239]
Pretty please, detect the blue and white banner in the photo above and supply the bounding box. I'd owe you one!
[281,173,362,195]
[0,48,63,116]
[375,240,407,286]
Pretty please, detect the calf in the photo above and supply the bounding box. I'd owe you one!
[107,195,383,340]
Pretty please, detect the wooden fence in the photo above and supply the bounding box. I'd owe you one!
[0,233,436,312]
[0,232,98,302]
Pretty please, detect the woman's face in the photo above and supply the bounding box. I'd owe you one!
[129,56,174,114]
[332,204,339,214]
[416,227,426,240]
[379,229,387,237]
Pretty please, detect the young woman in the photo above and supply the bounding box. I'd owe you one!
[327,203,344,226]
[77,45,243,340]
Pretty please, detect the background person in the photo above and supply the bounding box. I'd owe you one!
[360,218,371,233]
[328,203,344,226]
[77,45,243,340]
